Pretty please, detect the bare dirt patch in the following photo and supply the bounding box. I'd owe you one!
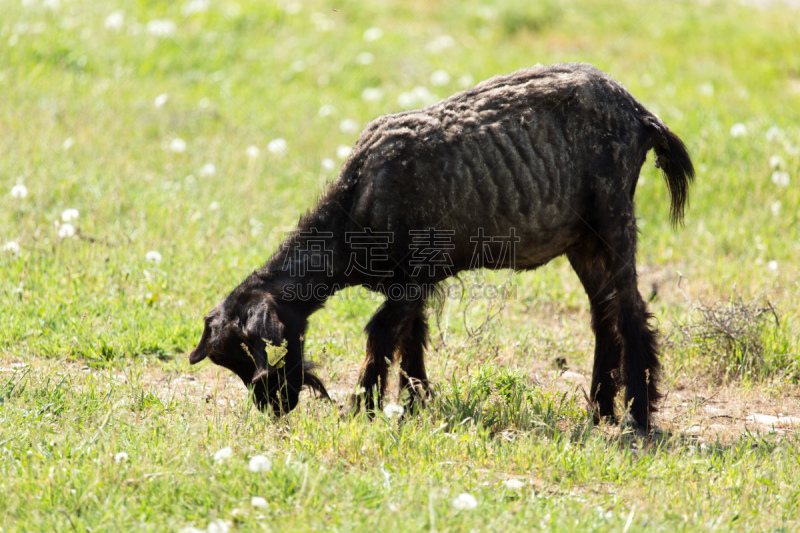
[5,341,799,445]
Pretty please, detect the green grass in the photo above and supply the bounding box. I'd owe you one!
[3,362,799,531]
[2,0,800,530]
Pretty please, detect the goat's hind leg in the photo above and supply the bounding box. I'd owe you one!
[350,300,415,416]
[567,247,622,424]
[601,217,661,431]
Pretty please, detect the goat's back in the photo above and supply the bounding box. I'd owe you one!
[337,63,659,276]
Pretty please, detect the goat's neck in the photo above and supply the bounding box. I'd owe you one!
[259,219,356,313]
[258,263,348,314]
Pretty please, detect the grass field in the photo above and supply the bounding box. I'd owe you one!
[2,0,800,530]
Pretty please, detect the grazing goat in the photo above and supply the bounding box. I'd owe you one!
[188,63,694,430]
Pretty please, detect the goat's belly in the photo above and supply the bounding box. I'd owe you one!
[485,230,578,271]
[419,221,579,274]
[511,241,576,270]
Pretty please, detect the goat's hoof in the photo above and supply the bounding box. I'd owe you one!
[345,393,380,420]
[620,414,652,437]
[592,413,619,426]
[399,393,430,417]
[338,402,356,419]
[589,403,617,426]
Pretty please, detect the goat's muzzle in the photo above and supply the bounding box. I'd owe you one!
[250,364,331,416]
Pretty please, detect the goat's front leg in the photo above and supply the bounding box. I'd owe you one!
[350,300,415,416]
[397,301,431,413]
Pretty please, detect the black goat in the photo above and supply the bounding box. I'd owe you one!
[188,63,694,430]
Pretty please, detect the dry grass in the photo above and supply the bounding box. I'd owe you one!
[668,292,787,382]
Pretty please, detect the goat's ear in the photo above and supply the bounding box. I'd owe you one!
[188,323,212,364]
[244,301,284,383]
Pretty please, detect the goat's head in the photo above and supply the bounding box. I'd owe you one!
[188,288,328,416]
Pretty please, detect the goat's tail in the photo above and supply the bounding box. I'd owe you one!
[644,116,695,226]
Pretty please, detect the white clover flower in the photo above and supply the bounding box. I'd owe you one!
[430,70,450,86]
[311,12,335,32]
[114,452,129,463]
[413,86,433,102]
[200,163,216,177]
[146,19,176,37]
[209,201,220,211]
[62,137,74,150]
[249,218,263,237]
[206,519,229,533]
[181,0,209,16]
[730,123,747,138]
[383,403,404,420]
[145,250,162,264]
[61,208,79,222]
[336,145,352,160]
[458,74,475,88]
[58,223,76,239]
[398,86,436,109]
[770,200,781,217]
[363,27,383,42]
[169,138,187,153]
[267,138,288,155]
[321,158,336,172]
[43,0,60,10]
[356,52,374,65]
[3,241,21,257]
[198,97,211,108]
[765,126,781,142]
[362,87,384,102]
[154,93,169,108]
[772,171,790,187]
[451,492,478,510]
[698,82,714,96]
[248,455,272,473]
[282,2,301,15]
[250,496,268,508]
[501,479,526,490]
[246,145,260,158]
[318,104,335,117]
[397,92,416,109]
[426,35,455,54]
[104,11,125,31]
[767,260,778,272]
[213,446,233,463]
[596,507,613,519]
[339,119,359,134]
[11,184,28,199]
